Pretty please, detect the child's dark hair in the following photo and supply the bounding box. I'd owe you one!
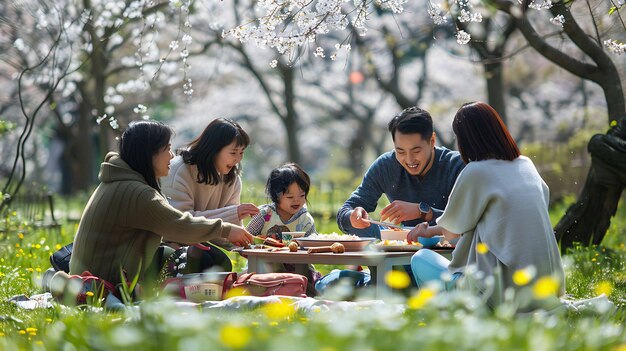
[266,163,310,204]
[180,118,250,186]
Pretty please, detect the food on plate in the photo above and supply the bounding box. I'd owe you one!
[253,236,285,247]
[288,241,299,252]
[377,240,422,247]
[306,242,346,254]
[330,242,345,253]
[436,240,454,248]
[307,233,361,240]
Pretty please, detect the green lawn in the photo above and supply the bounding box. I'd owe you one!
[1,196,626,350]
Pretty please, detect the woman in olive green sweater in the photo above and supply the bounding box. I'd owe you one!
[69,121,253,285]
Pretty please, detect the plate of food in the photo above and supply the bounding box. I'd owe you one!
[295,233,376,251]
[374,240,423,252]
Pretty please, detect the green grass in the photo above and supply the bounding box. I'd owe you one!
[1,196,626,350]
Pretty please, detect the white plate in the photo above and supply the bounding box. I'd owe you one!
[295,237,376,251]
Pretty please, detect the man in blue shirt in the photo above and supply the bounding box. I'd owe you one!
[337,107,465,238]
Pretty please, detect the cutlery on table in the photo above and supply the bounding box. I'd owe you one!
[364,219,405,230]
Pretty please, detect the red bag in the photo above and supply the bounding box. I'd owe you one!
[231,272,308,298]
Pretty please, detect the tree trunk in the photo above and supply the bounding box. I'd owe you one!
[555,131,626,251]
[492,0,626,251]
[484,61,507,122]
[280,65,301,164]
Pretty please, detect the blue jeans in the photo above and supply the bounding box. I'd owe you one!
[410,249,461,290]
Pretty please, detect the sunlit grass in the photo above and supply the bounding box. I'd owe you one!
[1,195,626,349]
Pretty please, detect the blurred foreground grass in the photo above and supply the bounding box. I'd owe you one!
[1,195,626,350]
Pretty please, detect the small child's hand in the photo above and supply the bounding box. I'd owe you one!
[238,203,260,219]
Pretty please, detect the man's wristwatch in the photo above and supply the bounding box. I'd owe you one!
[418,202,433,222]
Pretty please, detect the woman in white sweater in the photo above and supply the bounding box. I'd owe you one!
[408,102,565,308]
[161,118,259,225]
[160,118,259,270]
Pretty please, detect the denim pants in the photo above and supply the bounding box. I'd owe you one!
[410,249,462,290]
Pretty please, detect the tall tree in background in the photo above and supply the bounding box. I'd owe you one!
[490,0,625,251]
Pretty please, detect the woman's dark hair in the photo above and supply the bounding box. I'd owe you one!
[452,101,520,164]
[119,120,173,191]
[388,106,434,141]
[266,163,311,204]
[180,118,250,186]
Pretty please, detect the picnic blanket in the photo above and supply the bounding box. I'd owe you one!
[7,292,615,316]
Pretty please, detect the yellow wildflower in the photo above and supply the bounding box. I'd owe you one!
[385,270,411,289]
[86,291,95,297]
[219,324,251,349]
[19,330,26,335]
[512,268,533,286]
[223,287,249,299]
[26,328,37,333]
[407,288,436,309]
[17,233,24,239]
[595,281,613,296]
[476,242,489,255]
[262,299,296,321]
[610,120,617,127]
[533,276,559,299]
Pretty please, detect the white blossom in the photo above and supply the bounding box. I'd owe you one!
[456,30,471,45]
[108,116,119,130]
[314,46,325,58]
[525,0,553,10]
[550,14,565,28]
[133,104,148,114]
[181,34,193,45]
[428,3,448,25]
[604,39,626,55]
[269,59,278,68]
[96,114,108,125]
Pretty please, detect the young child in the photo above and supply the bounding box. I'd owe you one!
[247,163,316,240]
[246,163,319,295]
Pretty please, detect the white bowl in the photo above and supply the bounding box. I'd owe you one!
[380,229,409,241]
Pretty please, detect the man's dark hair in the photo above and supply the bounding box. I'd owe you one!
[387,107,434,141]
[119,120,173,192]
